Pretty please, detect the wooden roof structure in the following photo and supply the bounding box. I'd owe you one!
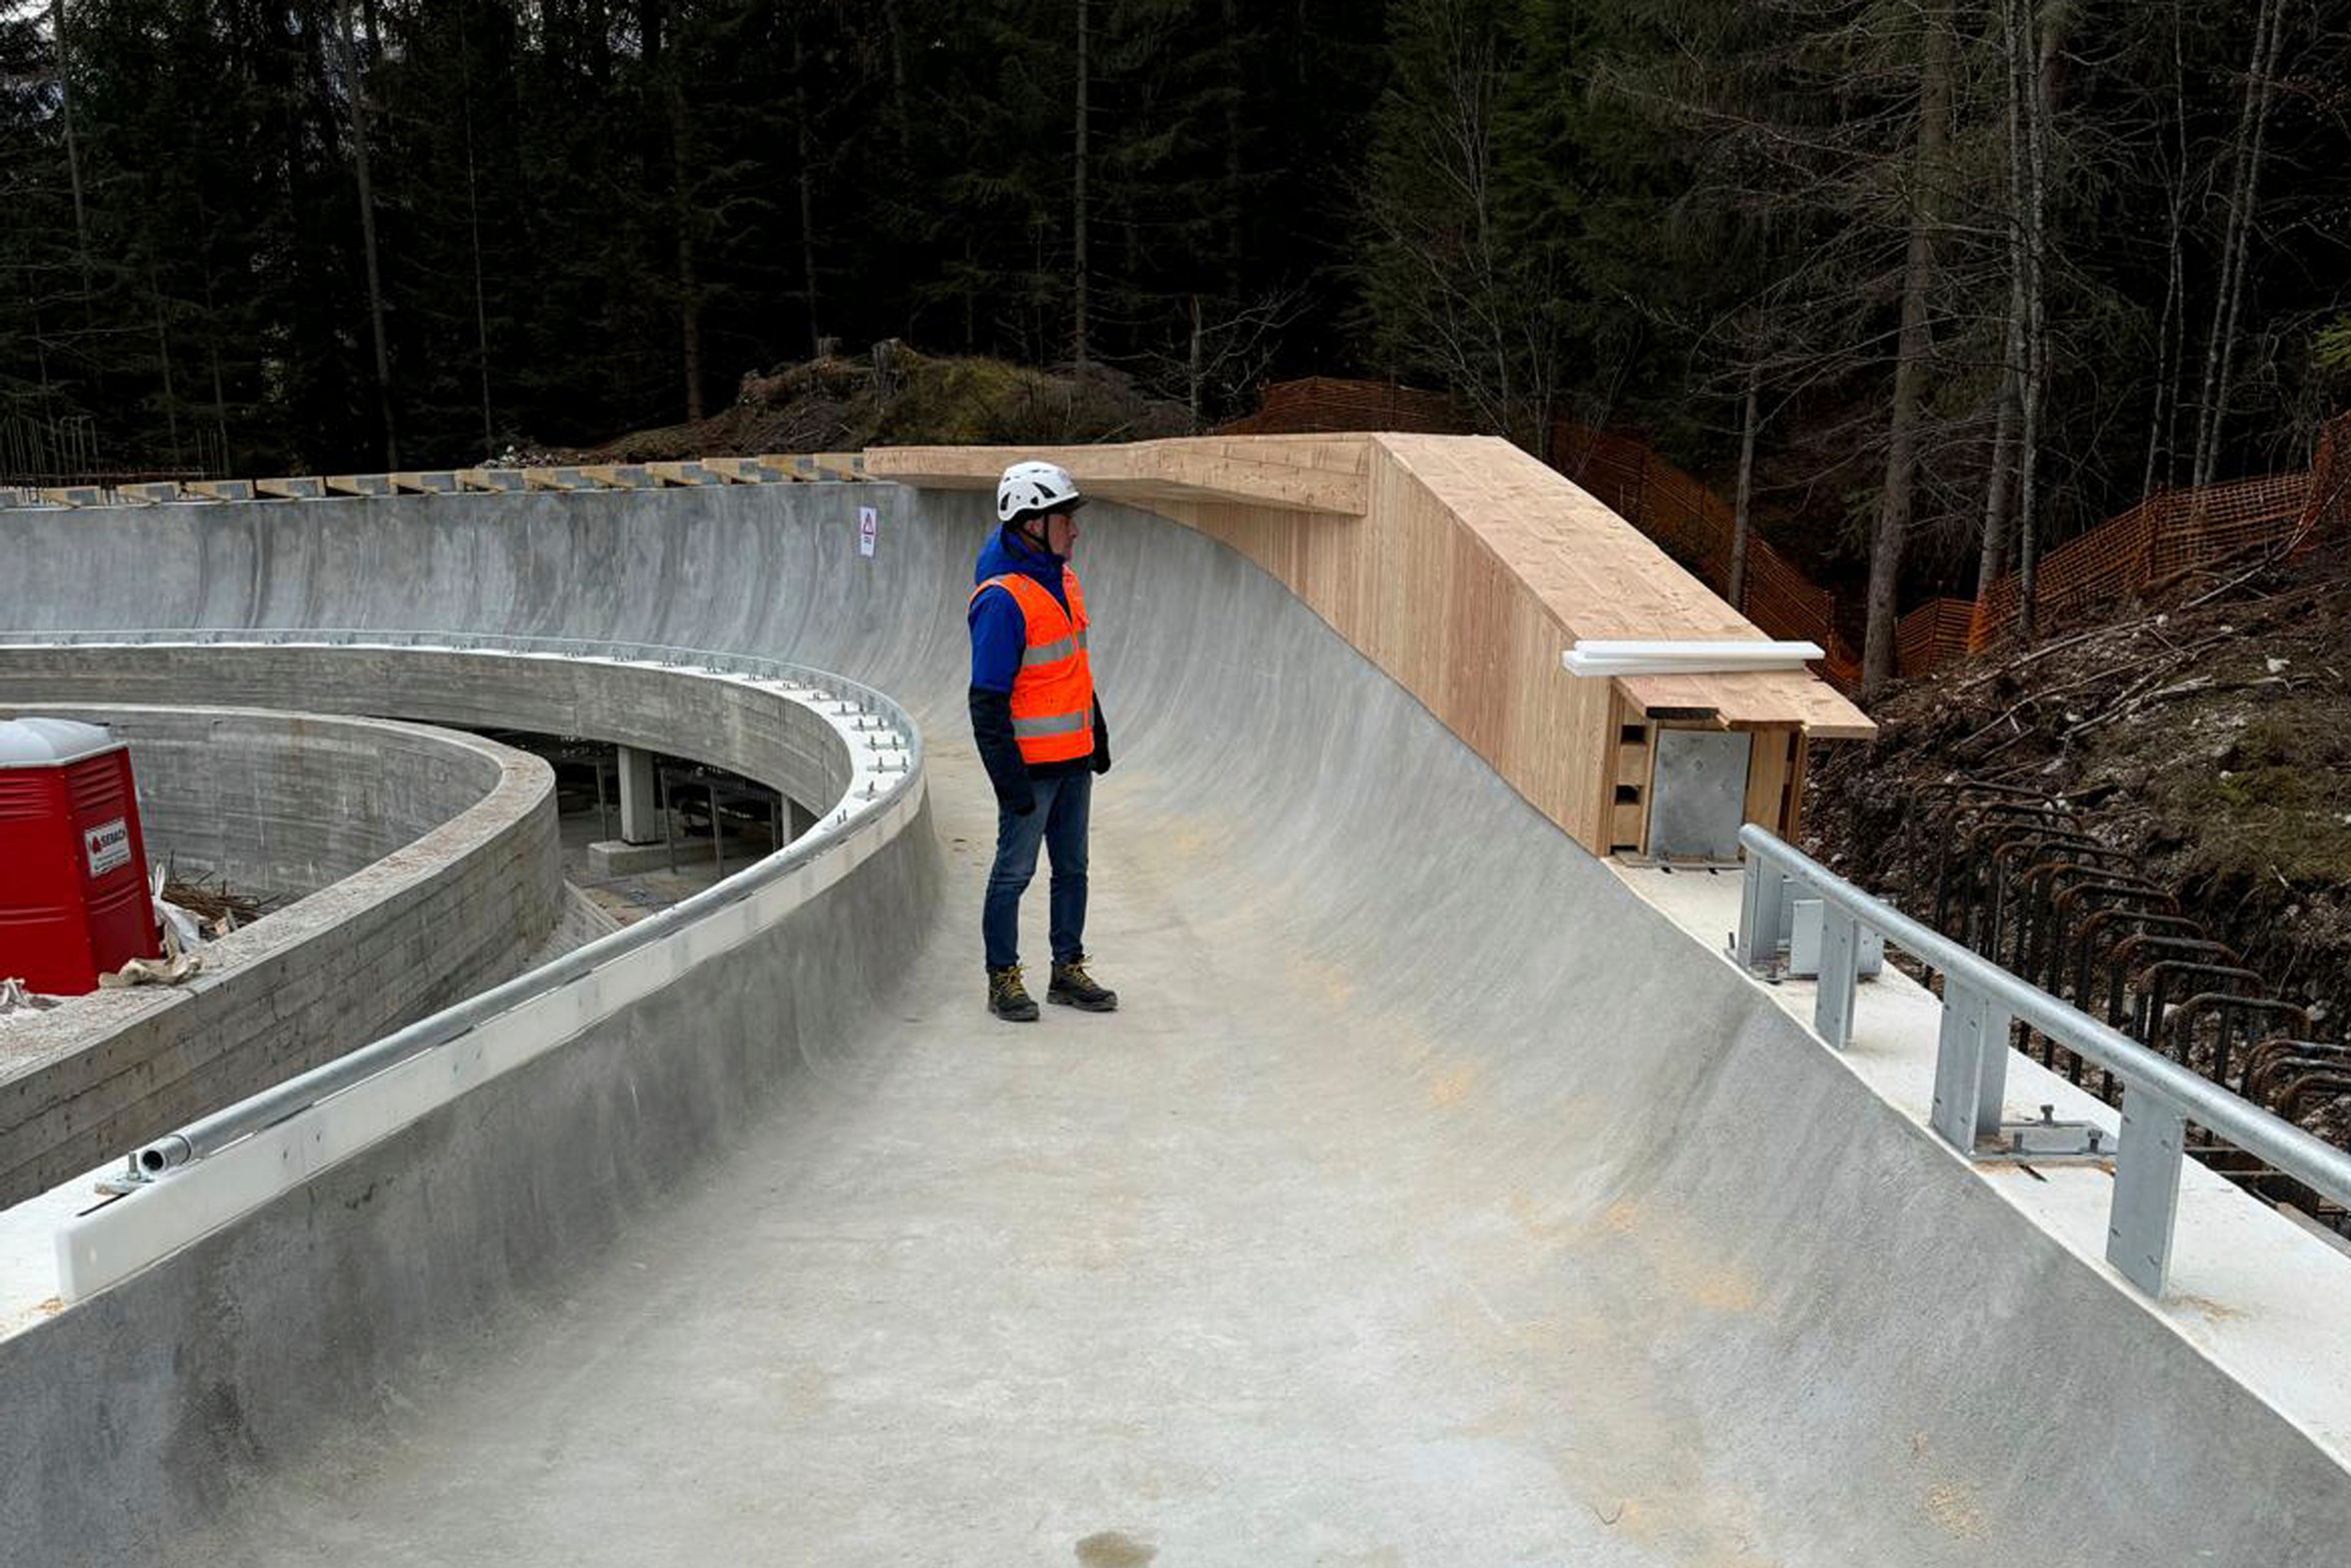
[868,432,1875,855]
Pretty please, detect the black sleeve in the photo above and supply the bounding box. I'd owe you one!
[969,686,1035,815]
[1090,696,1111,775]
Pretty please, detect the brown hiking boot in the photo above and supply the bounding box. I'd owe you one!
[1048,955,1119,1013]
[988,964,1040,1022]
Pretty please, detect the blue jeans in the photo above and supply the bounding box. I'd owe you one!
[983,770,1090,972]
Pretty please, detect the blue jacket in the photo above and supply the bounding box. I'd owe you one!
[968,525,1070,694]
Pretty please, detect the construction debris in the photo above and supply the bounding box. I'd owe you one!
[0,978,57,1019]
[157,866,266,939]
[97,928,203,989]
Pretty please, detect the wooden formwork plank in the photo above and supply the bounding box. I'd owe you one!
[185,479,255,503]
[324,474,394,497]
[1611,802,1648,854]
[523,467,591,492]
[1741,727,1801,842]
[255,476,325,500]
[701,456,787,484]
[769,452,869,482]
[1782,733,1812,841]
[457,469,525,493]
[645,461,719,487]
[390,471,460,495]
[117,482,186,505]
[37,486,107,508]
[578,463,654,490]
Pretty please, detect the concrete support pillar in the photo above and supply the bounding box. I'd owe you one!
[617,745,662,844]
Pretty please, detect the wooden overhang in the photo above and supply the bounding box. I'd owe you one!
[867,432,1875,855]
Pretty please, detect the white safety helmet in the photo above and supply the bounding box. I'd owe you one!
[997,459,1086,527]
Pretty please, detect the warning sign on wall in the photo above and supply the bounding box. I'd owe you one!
[858,505,879,558]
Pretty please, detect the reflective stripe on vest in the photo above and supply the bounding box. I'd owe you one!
[1012,710,1090,738]
[972,568,1094,765]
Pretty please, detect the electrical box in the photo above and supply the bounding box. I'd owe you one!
[0,718,160,996]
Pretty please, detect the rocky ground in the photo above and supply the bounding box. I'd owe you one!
[508,342,1193,467]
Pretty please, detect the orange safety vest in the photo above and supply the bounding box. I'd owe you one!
[971,568,1095,766]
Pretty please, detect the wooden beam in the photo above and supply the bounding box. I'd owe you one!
[184,479,255,503]
[324,474,394,497]
[646,460,719,486]
[390,471,460,495]
[769,452,868,482]
[255,476,326,500]
[864,435,1368,516]
[457,469,525,493]
[578,464,654,490]
[702,457,787,484]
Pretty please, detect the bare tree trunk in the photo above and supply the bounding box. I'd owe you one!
[1190,295,1211,430]
[2015,0,2055,641]
[456,0,497,458]
[1976,309,2022,599]
[334,0,400,468]
[194,192,230,471]
[2141,0,2190,498]
[149,266,179,464]
[1730,365,1758,613]
[1223,0,1245,304]
[1073,0,1090,371]
[1862,2,1954,692]
[668,74,704,419]
[792,20,823,358]
[2191,0,2287,491]
[1979,13,2029,607]
[881,0,911,160]
[50,0,94,304]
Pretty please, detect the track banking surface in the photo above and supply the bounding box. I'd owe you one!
[1,481,2347,1564]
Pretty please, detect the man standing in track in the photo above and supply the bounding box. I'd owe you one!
[968,459,1119,1022]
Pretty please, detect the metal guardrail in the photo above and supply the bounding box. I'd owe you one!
[0,629,923,1181]
[1736,823,2351,1297]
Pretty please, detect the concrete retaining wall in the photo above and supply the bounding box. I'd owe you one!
[0,704,564,1207]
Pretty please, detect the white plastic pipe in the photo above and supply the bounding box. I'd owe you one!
[1562,639,1824,677]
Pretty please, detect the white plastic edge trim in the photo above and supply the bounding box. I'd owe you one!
[1562,639,1825,677]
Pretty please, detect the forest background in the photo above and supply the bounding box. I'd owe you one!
[4,0,2348,687]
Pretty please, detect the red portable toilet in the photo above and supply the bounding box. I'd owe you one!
[0,718,160,996]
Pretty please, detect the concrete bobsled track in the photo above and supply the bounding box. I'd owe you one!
[2,482,2349,1564]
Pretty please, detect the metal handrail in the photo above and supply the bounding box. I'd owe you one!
[1736,823,2351,1297]
[0,629,923,1177]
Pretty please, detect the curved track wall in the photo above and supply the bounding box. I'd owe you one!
[0,486,2345,1563]
[0,703,562,1206]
